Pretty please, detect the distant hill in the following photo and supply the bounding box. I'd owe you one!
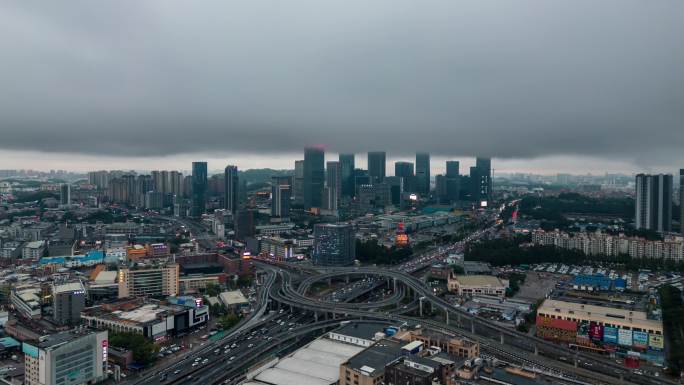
[239,168,293,186]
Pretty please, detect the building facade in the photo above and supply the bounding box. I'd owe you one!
[117,264,179,298]
[191,161,208,217]
[313,223,355,266]
[635,173,672,233]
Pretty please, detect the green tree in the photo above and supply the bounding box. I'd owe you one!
[109,332,159,366]
[218,313,240,330]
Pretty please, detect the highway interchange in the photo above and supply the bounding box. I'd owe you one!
[129,210,674,385]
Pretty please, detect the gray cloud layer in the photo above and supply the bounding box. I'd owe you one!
[1,1,683,164]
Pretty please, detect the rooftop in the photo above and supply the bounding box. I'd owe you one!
[451,275,506,287]
[219,290,249,305]
[30,329,103,350]
[538,298,661,331]
[252,338,364,385]
[346,339,403,376]
[331,322,388,341]
[53,281,85,294]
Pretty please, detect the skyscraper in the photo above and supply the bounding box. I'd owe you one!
[681,170,684,235]
[325,161,341,212]
[394,161,414,177]
[271,176,292,220]
[303,147,325,210]
[446,161,460,178]
[470,157,492,205]
[293,160,305,205]
[339,154,355,199]
[446,161,460,202]
[635,174,672,233]
[224,165,239,214]
[313,223,355,266]
[416,153,430,194]
[59,183,70,206]
[191,162,208,217]
[367,151,386,184]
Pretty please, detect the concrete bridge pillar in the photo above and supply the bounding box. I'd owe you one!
[314,312,319,322]
[500,332,504,345]
[471,319,475,334]
[327,278,332,286]
[445,310,449,325]
[393,278,397,292]
[419,298,423,317]
[534,345,538,355]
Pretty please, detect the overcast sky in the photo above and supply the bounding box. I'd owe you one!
[1,1,682,174]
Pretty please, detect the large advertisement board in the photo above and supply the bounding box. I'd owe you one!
[618,329,633,346]
[603,326,618,344]
[648,334,664,350]
[577,321,589,339]
[589,322,604,341]
[633,331,648,348]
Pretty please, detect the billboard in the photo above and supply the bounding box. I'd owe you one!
[633,331,648,348]
[603,326,618,344]
[577,321,589,339]
[618,329,633,346]
[648,334,664,350]
[589,322,604,341]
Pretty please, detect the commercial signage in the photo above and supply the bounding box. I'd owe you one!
[102,340,108,362]
[618,329,633,346]
[577,321,589,338]
[648,334,664,350]
[589,322,604,341]
[603,326,618,344]
[633,331,648,348]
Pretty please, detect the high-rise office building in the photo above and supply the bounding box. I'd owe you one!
[191,162,208,217]
[339,154,355,199]
[135,175,153,207]
[293,160,305,205]
[681,170,684,235]
[313,223,355,266]
[367,151,386,184]
[303,147,325,210]
[394,162,414,178]
[635,174,672,233]
[325,161,341,212]
[271,176,292,220]
[446,161,460,178]
[23,329,108,385]
[416,153,430,194]
[224,165,239,214]
[59,183,70,206]
[446,161,460,202]
[474,157,492,205]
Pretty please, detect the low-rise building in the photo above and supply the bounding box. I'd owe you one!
[22,241,45,259]
[52,281,86,326]
[404,329,480,359]
[81,298,208,341]
[339,339,404,385]
[447,274,507,299]
[219,290,249,313]
[10,286,42,319]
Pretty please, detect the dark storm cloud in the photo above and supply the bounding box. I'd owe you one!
[1,0,683,164]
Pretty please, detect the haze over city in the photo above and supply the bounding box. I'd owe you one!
[1,1,683,173]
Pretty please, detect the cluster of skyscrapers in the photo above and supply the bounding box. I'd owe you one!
[293,147,493,214]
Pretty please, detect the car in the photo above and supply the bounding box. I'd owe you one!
[173,370,181,375]
[229,356,236,361]
[192,362,199,367]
